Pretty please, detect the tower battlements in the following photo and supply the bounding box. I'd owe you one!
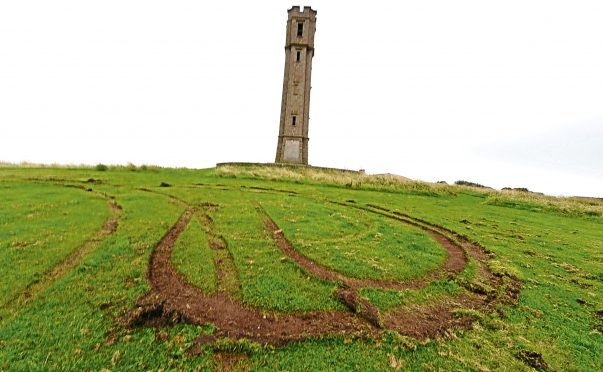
[285,6,317,50]
[288,6,317,17]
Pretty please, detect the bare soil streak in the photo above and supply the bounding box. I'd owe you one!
[257,204,465,291]
[1,198,121,320]
[194,212,242,299]
[334,288,383,328]
[128,198,520,347]
[128,208,377,345]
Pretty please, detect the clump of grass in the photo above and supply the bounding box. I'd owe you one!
[452,308,485,321]
[381,330,418,351]
[212,337,263,354]
[139,164,161,172]
[487,260,522,279]
[95,163,108,171]
[502,187,532,193]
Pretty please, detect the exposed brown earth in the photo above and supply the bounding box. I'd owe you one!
[126,192,520,348]
[127,209,377,345]
[195,212,242,299]
[258,204,465,291]
[334,288,383,328]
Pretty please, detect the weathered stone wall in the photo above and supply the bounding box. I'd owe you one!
[275,6,316,165]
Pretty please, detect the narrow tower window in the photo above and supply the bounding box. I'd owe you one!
[297,22,304,37]
[292,116,297,126]
[296,50,301,62]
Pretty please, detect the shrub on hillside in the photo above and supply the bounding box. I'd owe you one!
[502,187,530,192]
[455,180,488,188]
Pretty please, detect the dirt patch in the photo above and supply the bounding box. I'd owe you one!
[334,288,382,328]
[127,196,520,348]
[126,297,192,327]
[515,350,548,370]
[208,235,228,250]
[127,208,378,346]
[199,202,221,211]
[193,210,242,299]
[383,295,480,338]
[258,204,466,291]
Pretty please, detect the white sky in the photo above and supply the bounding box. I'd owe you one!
[1,1,602,197]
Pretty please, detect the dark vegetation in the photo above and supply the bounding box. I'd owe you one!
[454,180,490,188]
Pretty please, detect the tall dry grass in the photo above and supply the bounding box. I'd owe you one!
[215,164,603,217]
[215,164,457,195]
[485,189,603,217]
[0,161,86,168]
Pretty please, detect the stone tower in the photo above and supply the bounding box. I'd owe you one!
[275,6,317,164]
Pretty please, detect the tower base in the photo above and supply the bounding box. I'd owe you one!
[275,136,308,165]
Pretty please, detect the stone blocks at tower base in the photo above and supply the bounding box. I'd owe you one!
[275,136,309,165]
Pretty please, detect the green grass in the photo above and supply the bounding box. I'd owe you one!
[0,182,108,312]
[172,216,216,294]
[198,191,343,312]
[262,196,446,281]
[360,280,463,311]
[0,164,601,370]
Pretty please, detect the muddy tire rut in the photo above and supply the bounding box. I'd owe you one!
[127,196,520,349]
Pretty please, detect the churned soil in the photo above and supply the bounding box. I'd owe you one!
[126,197,520,349]
[196,213,242,299]
[127,209,377,346]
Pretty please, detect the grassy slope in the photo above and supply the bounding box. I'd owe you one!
[0,165,600,370]
[0,182,108,313]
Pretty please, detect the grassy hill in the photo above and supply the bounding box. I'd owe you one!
[0,164,601,370]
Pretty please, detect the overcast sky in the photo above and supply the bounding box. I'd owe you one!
[1,1,602,197]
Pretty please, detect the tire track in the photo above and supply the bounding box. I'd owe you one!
[127,198,520,347]
[0,194,122,322]
[256,204,465,291]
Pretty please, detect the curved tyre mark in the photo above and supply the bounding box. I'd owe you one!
[257,204,466,291]
[0,196,122,322]
[128,208,377,345]
[128,198,521,347]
